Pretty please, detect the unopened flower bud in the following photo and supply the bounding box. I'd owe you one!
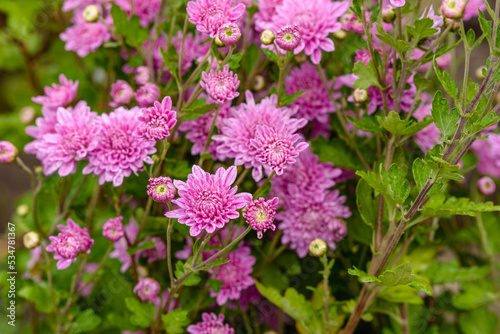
[353,88,369,103]
[137,266,148,278]
[20,106,35,124]
[23,232,40,249]
[0,141,18,164]
[294,52,307,64]
[252,75,266,91]
[147,177,176,203]
[444,18,460,32]
[309,238,327,257]
[218,23,241,46]
[441,0,466,20]
[382,6,396,23]
[214,34,225,47]
[16,204,29,217]
[260,30,275,45]
[475,66,486,80]
[333,29,347,40]
[34,166,43,175]
[276,25,301,51]
[478,176,496,195]
[82,5,100,23]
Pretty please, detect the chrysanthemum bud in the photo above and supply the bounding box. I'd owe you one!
[478,176,496,195]
[0,141,18,164]
[218,23,242,46]
[294,52,307,64]
[20,106,35,124]
[147,176,176,203]
[34,166,43,174]
[137,266,148,278]
[23,232,40,249]
[16,204,29,217]
[475,66,486,80]
[309,238,327,257]
[276,25,301,51]
[260,30,275,45]
[333,29,347,40]
[441,0,466,20]
[252,75,266,91]
[82,5,100,23]
[382,6,396,23]
[214,35,225,47]
[353,88,369,103]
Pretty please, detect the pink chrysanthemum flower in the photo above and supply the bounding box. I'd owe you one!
[171,31,212,75]
[165,165,252,236]
[218,22,242,46]
[133,96,177,141]
[46,219,94,270]
[134,278,160,303]
[135,66,150,85]
[478,176,496,195]
[33,102,100,177]
[275,25,301,51]
[110,218,138,272]
[243,197,279,239]
[109,80,134,107]
[60,20,112,57]
[390,0,405,7]
[187,313,234,334]
[201,65,240,103]
[187,0,246,37]
[25,108,59,155]
[285,62,334,123]
[0,141,18,164]
[135,83,161,108]
[277,186,350,258]
[463,0,486,21]
[250,124,309,176]
[32,74,79,112]
[135,236,167,263]
[441,0,466,19]
[102,216,125,241]
[209,246,255,305]
[82,107,156,187]
[472,133,500,179]
[254,0,283,31]
[147,176,176,203]
[213,91,307,181]
[270,0,348,64]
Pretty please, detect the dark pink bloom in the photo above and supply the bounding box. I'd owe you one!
[135,66,150,85]
[165,165,252,236]
[102,216,125,241]
[135,83,160,108]
[109,80,134,107]
[187,0,246,38]
[201,65,240,103]
[32,74,79,112]
[254,0,283,31]
[0,141,18,164]
[187,313,234,334]
[133,96,177,141]
[134,278,160,303]
[147,176,176,202]
[243,197,279,239]
[275,25,301,51]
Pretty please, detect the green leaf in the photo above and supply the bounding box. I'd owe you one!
[199,258,230,271]
[175,261,201,286]
[356,179,378,226]
[407,18,439,43]
[68,309,101,334]
[126,240,156,255]
[459,307,499,334]
[353,61,381,89]
[452,282,499,310]
[425,261,490,284]
[208,278,222,293]
[162,309,190,334]
[311,136,365,171]
[348,266,381,283]
[431,91,459,142]
[226,53,243,69]
[403,116,433,136]
[381,164,411,205]
[422,193,500,217]
[379,261,415,287]
[346,114,383,134]
[280,90,305,106]
[378,286,423,304]
[378,111,407,135]
[433,61,459,98]
[125,297,156,328]
[110,4,149,47]
[18,282,55,313]
[412,158,434,192]
[182,98,217,120]
[262,48,278,64]
[478,10,492,45]
[408,277,433,296]
[376,24,411,53]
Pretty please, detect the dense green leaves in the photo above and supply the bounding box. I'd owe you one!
[110,5,149,47]
[357,164,410,207]
[356,179,378,226]
[162,309,190,334]
[433,62,459,98]
[422,193,500,217]
[458,307,499,334]
[181,98,217,120]
[125,297,156,328]
[175,261,201,286]
[407,18,439,44]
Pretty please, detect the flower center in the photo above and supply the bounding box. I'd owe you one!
[155,184,168,194]
[224,27,233,37]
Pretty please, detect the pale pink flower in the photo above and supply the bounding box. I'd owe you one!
[478,176,496,195]
[110,80,134,107]
[60,20,112,57]
[133,96,177,141]
[110,218,139,272]
[390,0,405,7]
[201,65,240,103]
[218,22,242,46]
[115,0,162,27]
[135,236,167,263]
[187,0,246,37]
[0,141,18,164]
[32,74,79,112]
[135,83,160,108]
[134,278,160,303]
[463,0,486,21]
[275,25,301,51]
[102,216,125,241]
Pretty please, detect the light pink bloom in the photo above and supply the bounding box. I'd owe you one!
[478,176,496,195]
[210,246,255,305]
[33,102,99,177]
[133,96,177,141]
[472,133,500,179]
[32,74,79,112]
[463,0,486,21]
[390,0,405,7]
[135,236,167,263]
[60,20,112,57]
[135,83,160,108]
[441,0,466,19]
[187,313,234,334]
[110,80,134,107]
[187,0,246,37]
[201,65,240,103]
[134,278,160,303]
[0,141,18,164]
[270,0,349,64]
[102,216,125,241]
[135,66,150,85]
[110,218,139,272]
[218,22,242,46]
[82,107,156,187]
[165,165,252,236]
[243,197,279,239]
[115,0,162,27]
[147,176,176,202]
[254,0,283,31]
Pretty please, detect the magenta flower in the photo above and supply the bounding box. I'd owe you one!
[33,102,100,177]
[32,74,79,112]
[390,0,405,7]
[0,141,18,164]
[187,313,234,334]
[110,218,139,272]
[147,176,176,203]
[46,219,94,270]
[277,186,351,258]
[275,25,301,51]
[109,80,134,107]
[463,0,486,21]
[134,278,160,303]
[243,197,279,239]
[133,96,177,141]
[135,236,167,263]
[82,107,156,187]
[210,246,255,305]
[285,62,334,123]
[250,124,309,176]
[218,22,242,46]
[201,65,240,103]
[441,0,466,19]
[187,0,246,37]
[60,20,112,57]
[478,176,496,195]
[213,91,307,181]
[135,83,160,108]
[472,134,500,179]
[270,0,348,64]
[165,165,252,236]
[102,216,125,241]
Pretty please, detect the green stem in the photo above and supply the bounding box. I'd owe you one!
[321,254,330,333]
[198,104,220,166]
[253,172,276,197]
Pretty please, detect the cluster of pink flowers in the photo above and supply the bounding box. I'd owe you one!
[46,219,94,270]
[187,313,234,334]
